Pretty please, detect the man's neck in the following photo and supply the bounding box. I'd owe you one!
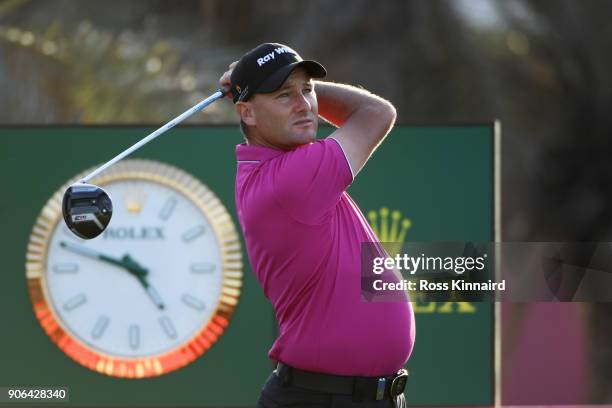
[245,133,292,151]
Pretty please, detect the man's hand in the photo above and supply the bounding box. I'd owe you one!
[219,61,238,98]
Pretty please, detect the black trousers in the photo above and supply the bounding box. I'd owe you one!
[257,371,407,408]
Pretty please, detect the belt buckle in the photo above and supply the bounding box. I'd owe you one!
[390,369,409,396]
[375,377,386,400]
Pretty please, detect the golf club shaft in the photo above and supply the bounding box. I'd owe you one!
[81,90,225,183]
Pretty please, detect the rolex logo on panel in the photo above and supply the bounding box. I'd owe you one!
[367,207,412,256]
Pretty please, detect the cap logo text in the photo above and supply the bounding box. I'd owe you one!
[257,47,293,67]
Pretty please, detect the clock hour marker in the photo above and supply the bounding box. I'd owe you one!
[182,226,206,242]
[63,294,87,311]
[190,263,216,274]
[129,324,140,350]
[92,316,109,339]
[52,263,79,274]
[159,197,177,221]
[181,294,206,311]
[159,316,177,339]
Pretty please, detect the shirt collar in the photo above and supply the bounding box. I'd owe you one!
[235,143,287,162]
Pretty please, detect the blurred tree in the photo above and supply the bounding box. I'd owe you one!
[495,0,612,402]
[0,0,235,123]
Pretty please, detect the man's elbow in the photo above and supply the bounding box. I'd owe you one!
[361,97,394,120]
[382,101,397,127]
[368,99,396,129]
[361,101,396,150]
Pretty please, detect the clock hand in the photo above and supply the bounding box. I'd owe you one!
[135,275,166,310]
[60,241,164,310]
[59,241,148,278]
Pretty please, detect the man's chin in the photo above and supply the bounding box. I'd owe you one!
[287,131,315,146]
[301,129,317,143]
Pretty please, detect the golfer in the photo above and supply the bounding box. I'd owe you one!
[219,43,415,408]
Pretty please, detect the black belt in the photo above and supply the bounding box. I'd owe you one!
[274,362,408,401]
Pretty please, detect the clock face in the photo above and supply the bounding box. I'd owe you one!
[47,179,223,358]
[27,160,242,378]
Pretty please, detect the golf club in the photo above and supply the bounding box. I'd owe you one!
[62,89,226,240]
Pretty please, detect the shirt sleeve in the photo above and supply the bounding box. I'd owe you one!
[270,138,354,225]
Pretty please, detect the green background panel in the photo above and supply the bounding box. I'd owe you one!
[0,125,494,406]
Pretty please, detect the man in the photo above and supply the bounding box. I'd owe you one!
[219,43,415,408]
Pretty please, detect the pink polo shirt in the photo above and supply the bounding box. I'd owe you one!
[235,137,415,376]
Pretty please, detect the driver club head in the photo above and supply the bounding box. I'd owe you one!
[62,182,113,239]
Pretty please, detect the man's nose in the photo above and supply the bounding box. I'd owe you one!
[293,92,311,112]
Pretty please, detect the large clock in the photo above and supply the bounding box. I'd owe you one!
[26,159,242,378]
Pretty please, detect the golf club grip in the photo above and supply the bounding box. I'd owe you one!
[80,90,226,183]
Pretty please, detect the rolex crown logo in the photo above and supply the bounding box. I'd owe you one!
[123,189,146,214]
[367,207,412,256]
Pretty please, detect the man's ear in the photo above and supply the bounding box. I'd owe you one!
[236,102,256,126]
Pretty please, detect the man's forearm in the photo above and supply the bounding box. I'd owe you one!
[314,81,396,128]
